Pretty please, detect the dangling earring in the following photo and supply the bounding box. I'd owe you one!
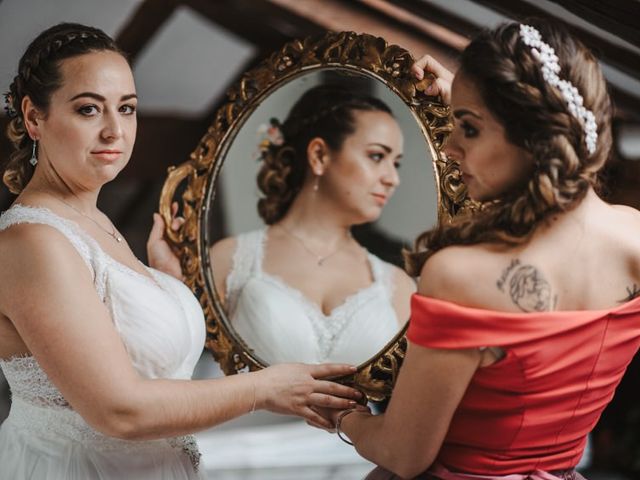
[29,140,38,166]
[313,175,320,192]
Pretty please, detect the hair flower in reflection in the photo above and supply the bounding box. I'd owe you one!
[255,117,285,161]
[3,92,17,119]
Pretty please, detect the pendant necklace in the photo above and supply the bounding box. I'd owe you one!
[48,194,123,243]
[278,224,351,266]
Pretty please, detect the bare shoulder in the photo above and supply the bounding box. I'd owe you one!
[208,236,238,265]
[390,263,417,295]
[417,244,507,307]
[0,223,93,310]
[0,222,84,265]
[207,236,239,300]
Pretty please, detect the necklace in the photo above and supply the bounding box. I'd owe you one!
[278,224,351,266]
[48,194,123,243]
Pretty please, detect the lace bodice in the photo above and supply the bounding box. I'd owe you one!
[225,229,401,364]
[0,204,206,471]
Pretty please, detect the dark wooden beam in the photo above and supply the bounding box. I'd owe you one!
[549,0,640,49]
[182,0,325,47]
[471,0,640,84]
[115,0,179,63]
[345,0,463,58]
[381,0,479,40]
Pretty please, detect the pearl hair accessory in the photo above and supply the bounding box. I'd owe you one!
[519,24,598,155]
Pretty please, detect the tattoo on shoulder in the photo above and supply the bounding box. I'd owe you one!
[619,284,640,304]
[496,259,556,312]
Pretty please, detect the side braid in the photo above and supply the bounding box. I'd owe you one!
[405,20,612,276]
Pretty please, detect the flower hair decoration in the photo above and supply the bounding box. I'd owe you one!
[519,24,598,155]
[255,117,284,160]
[3,92,17,119]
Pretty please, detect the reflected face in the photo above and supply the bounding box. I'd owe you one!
[36,51,137,189]
[321,109,403,223]
[444,73,533,202]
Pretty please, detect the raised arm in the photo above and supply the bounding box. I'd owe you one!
[0,224,361,440]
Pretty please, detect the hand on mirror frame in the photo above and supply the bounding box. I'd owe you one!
[147,202,185,280]
[254,362,363,430]
[411,54,454,105]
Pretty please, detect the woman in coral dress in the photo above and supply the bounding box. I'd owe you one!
[318,20,640,480]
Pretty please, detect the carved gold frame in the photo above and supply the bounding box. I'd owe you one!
[159,31,466,401]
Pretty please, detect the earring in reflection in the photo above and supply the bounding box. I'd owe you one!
[313,175,320,192]
[29,140,38,166]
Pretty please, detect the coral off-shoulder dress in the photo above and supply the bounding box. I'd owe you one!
[407,293,640,475]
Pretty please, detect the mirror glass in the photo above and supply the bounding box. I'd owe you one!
[204,68,438,366]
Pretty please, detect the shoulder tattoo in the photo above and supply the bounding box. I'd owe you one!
[619,284,640,303]
[496,259,556,312]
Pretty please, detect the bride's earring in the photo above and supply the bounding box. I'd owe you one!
[313,175,320,192]
[29,140,38,166]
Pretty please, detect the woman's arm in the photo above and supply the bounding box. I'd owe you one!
[0,224,360,440]
[391,267,416,327]
[324,250,483,478]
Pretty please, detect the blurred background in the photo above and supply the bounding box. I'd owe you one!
[1,1,639,479]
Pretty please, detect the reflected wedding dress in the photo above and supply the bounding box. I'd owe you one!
[226,229,402,365]
[0,205,207,480]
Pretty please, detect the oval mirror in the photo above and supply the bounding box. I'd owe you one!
[160,31,459,400]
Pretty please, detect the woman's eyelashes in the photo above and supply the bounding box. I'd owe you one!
[369,151,385,162]
[119,104,136,115]
[460,121,478,138]
[77,104,99,116]
[76,103,137,117]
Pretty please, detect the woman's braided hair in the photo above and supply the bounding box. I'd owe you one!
[2,23,125,194]
[257,84,393,224]
[405,20,612,276]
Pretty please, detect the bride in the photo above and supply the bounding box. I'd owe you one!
[0,23,362,480]
[149,83,416,366]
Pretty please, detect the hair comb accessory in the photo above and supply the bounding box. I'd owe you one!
[519,24,598,155]
[3,92,17,119]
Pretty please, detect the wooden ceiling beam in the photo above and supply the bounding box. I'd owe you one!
[181,0,325,47]
[115,0,179,63]
[344,0,467,56]
[382,0,480,40]
[471,0,640,83]
[549,0,640,49]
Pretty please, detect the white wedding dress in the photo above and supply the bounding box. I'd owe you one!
[0,204,207,480]
[226,229,402,365]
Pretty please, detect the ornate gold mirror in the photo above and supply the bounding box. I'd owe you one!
[160,31,459,401]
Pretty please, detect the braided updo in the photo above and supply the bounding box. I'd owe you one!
[406,20,613,275]
[2,23,125,194]
[257,84,393,224]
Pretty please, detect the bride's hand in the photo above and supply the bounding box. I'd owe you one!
[147,202,184,280]
[254,363,363,430]
[411,54,454,104]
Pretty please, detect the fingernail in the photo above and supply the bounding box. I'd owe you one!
[350,366,357,371]
[349,401,357,407]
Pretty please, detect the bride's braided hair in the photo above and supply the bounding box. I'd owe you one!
[257,84,392,224]
[2,23,124,194]
[405,21,612,276]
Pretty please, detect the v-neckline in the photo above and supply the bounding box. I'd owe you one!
[258,227,380,317]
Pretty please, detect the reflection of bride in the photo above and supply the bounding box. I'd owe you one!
[210,84,416,365]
